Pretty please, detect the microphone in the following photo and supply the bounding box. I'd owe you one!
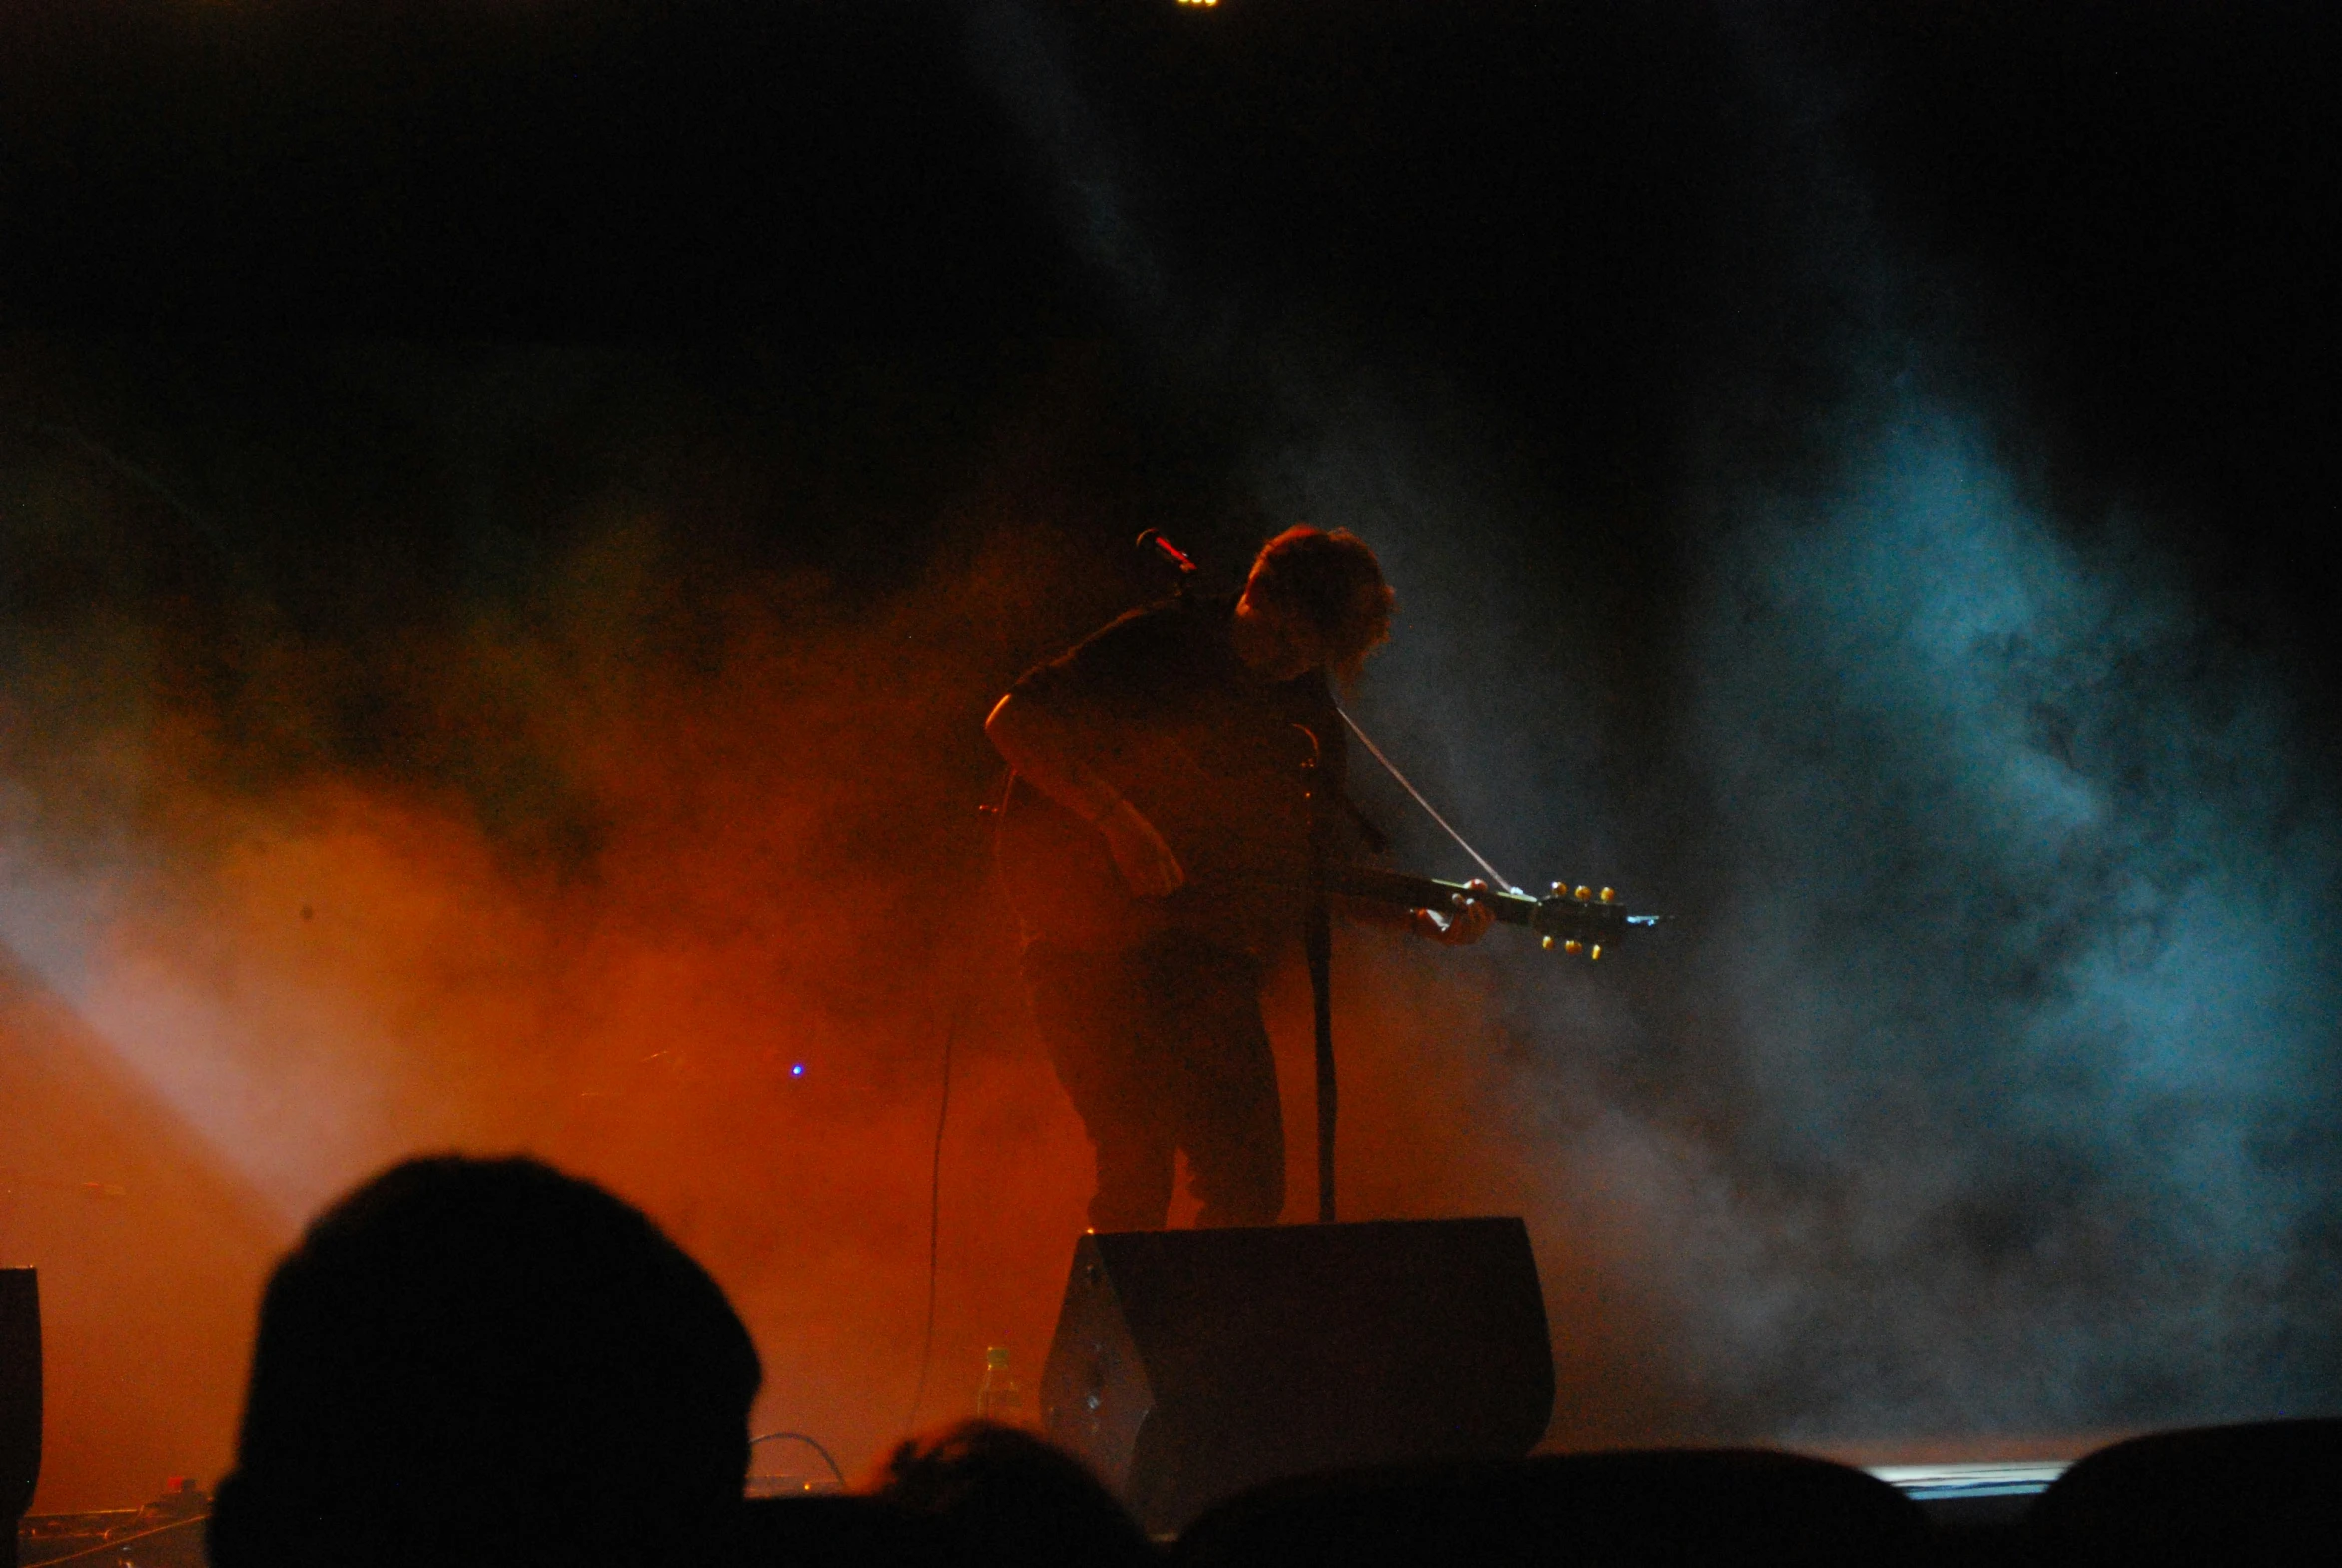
[1135,529,1197,575]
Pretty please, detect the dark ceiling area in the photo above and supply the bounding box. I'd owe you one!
[1,0,2334,668]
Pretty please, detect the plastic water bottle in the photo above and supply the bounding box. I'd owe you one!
[975,1345,1026,1426]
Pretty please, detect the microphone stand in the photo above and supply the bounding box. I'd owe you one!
[1296,726,1337,1224]
[1145,524,1336,1220]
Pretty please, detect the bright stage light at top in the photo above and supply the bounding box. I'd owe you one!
[1176,0,1219,9]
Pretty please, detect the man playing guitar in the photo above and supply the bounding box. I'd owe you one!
[986,527,1491,1232]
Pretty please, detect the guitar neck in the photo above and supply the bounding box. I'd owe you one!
[1322,864,1540,925]
[1323,862,1662,948]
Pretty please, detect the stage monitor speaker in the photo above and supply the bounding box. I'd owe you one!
[1039,1218,1552,1533]
[2,1268,40,1568]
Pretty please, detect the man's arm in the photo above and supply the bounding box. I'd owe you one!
[984,693,1186,897]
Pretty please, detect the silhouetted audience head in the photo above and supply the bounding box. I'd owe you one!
[209,1154,761,1568]
[869,1421,1158,1568]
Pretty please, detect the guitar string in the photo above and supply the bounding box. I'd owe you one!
[1333,704,1521,895]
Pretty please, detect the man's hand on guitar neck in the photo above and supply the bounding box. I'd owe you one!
[1412,878,1495,946]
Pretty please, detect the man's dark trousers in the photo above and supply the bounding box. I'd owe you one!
[1022,932,1285,1230]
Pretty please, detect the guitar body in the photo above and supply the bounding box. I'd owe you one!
[993,725,1317,954]
[993,776,1163,952]
[992,716,1671,960]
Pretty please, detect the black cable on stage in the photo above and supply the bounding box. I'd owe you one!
[899,982,961,1434]
[894,767,1016,1441]
[901,768,1011,1434]
[749,1429,846,1487]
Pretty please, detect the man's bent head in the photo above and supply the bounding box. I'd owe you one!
[1242,526,1395,683]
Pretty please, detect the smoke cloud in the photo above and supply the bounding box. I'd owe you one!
[1673,389,2342,1439]
[1234,13,2342,1454]
[1,336,1130,1506]
[1248,345,2342,1456]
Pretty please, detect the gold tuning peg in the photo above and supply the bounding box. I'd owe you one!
[1541,935,1555,951]
[1589,943,1603,961]
[1563,939,1582,956]
[1599,887,1615,903]
[1573,884,1592,901]
[1551,881,1565,895]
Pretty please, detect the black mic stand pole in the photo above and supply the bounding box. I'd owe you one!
[1298,728,1337,1223]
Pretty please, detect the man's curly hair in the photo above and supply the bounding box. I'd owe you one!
[1245,525,1395,681]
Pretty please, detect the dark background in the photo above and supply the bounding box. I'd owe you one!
[3,0,2332,674]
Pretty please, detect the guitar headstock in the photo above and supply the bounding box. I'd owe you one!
[1529,882,1665,960]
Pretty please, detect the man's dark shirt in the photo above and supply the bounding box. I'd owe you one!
[1010,591,1348,955]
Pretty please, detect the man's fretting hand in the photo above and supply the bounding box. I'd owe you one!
[1413,879,1495,946]
[1100,798,1186,898]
